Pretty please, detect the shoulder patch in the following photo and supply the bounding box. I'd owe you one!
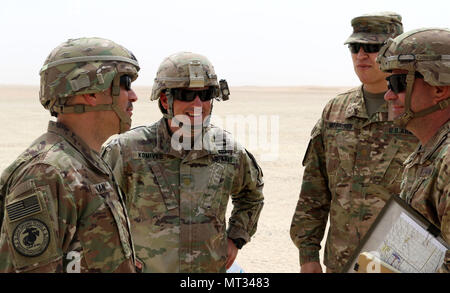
[12,218,50,257]
[6,194,42,223]
[4,185,60,269]
[245,149,264,178]
[310,119,323,139]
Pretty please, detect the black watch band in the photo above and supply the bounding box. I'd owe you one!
[230,238,246,249]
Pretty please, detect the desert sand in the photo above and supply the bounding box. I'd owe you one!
[0,85,351,273]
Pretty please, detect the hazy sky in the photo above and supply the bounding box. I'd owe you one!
[1,0,448,87]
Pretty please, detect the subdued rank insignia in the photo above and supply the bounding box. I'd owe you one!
[6,195,42,222]
[12,219,50,257]
[420,166,433,177]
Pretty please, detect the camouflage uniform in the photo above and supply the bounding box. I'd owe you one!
[290,12,419,272]
[400,122,450,272]
[0,37,139,272]
[377,28,450,272]
[102,52,264,273]
[0,122,135,272]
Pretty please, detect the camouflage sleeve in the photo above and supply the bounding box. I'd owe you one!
[101,136,129,205]
[0,185,4,229]
[439,155,450,273]
[290,118,331,265]
[227,149,264,246]
[0,163,76,273]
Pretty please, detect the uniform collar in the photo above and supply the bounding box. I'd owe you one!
[154,118,219,161]
[48,121,110,175]
[345,85,389,123]
[418,120,450,164]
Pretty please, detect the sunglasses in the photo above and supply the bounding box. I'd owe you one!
[120,75,132,91]
[386,72,424,94]
[348,43,383,54]
[168,87,216,102]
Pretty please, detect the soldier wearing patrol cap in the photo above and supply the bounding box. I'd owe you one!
[102,51,264,273]
[290,12,419,273]
[0,37,140,272]
[378,28,450,272]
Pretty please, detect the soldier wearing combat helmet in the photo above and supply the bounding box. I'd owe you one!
[290,12,419,273]
[0,37,140,272]
[378,28,450,272]
[102,52,264,272]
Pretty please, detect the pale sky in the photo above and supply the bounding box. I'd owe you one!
[0,0,448,87]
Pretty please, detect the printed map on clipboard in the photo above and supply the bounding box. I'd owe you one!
[377,212,447,273]
[343,196,449,273]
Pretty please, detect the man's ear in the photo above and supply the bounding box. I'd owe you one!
[433,85,450,103]
[81,93,98,106]
[160,92,169,110]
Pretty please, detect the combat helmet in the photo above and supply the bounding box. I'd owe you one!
[39,37,140,133]
[377,28,450,126]
[150,52,230,119]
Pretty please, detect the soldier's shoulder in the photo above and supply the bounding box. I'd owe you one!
[322,86,361,114]
[0,132,77,192]
[208,124,245,152]
[437,141,450,164]
[2,132,64,176]
[329,86,361,104]
[105,122,158,149]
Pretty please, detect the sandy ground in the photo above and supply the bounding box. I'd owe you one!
[0,85,350,273]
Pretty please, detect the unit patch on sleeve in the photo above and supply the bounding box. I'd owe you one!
[12,218,50,257]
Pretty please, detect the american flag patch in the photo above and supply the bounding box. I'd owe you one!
[6,195,42,222]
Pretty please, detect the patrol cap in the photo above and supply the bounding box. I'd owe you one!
[344,11,403,44]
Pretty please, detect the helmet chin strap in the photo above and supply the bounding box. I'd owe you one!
[53,73,131,134]
[394,68,450,127]
[394,69,416,127]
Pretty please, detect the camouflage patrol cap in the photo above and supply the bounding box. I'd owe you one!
[344,11,403,45]
[39,37,139,114]
[150,52,220,101]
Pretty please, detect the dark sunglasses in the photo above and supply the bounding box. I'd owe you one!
[386,72,424,94]
[348,43,383,54]
[168,87,216,102]
[120,75,132,91]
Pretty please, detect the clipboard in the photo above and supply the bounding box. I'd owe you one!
[342,195,449,273]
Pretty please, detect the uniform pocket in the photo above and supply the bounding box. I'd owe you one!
[78,194,128,272]
[149,162,179,211]
[334,131,357,177]
[200,163,226,217]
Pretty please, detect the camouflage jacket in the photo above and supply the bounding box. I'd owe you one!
[0,121,136,273]
[101,118,264,273]
[290,86,419,272]
[400,120,450,273]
